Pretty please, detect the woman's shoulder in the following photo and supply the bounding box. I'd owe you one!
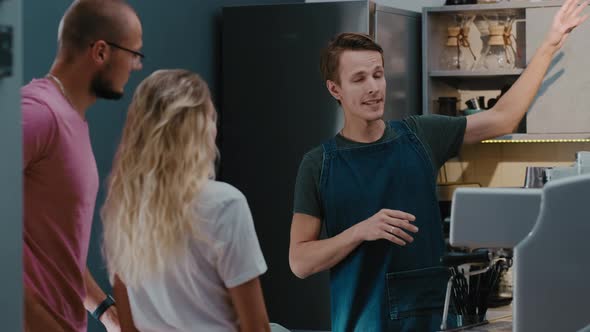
[194,181,253,239]
[201,180,245,201]
[197,180,248,213]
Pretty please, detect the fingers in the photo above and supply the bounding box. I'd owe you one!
[380,209,416,222]
[385,225,415,244]
[562,1,589,36]
[563,0,580,17]
[381,215,419,233]
[372,209,419,246]
[381,230,407,247]
[564,0,588,24]
[571,1,590,22]
[557,0,576,17]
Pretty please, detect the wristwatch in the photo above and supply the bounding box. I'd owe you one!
[91,294,116,321]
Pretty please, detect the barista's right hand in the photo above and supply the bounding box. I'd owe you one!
[352,209,418,246]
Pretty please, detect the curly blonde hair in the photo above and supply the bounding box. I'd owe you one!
[101,69,218,287]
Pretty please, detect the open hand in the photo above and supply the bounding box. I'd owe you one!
[545,0,589,50]
[353,209,418,246]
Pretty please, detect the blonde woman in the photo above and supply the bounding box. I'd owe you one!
[101,69,271,332]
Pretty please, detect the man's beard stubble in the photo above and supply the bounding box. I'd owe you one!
[90,68,124,100]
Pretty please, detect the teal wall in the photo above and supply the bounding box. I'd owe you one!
[0,0,22,330]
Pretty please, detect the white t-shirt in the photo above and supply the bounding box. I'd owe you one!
[127,181,268,332]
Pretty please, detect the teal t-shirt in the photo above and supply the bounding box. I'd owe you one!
[292,114,467,219]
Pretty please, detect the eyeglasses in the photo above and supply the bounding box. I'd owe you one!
[90,40,145,66]
[105,41,145,60]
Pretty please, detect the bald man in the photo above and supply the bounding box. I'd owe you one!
[22,0,143,331]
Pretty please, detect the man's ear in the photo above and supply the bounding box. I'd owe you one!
[326,80,341,102]
[90,40,109,64]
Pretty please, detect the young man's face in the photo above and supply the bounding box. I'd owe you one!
[327,50,386,122]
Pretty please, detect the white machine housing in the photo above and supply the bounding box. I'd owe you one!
[450,173,590,332]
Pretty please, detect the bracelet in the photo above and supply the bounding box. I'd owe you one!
[91,294,116,321]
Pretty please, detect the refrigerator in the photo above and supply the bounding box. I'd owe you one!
[220,1,421,330]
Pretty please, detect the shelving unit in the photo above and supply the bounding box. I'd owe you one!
[424,0,565,12]
[482,133,590,143]
[422,1,590,143]
[429,69,523,77]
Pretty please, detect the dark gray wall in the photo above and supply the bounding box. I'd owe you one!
[23,1,300,331]
[221,3,371,329]
[0,0,22,330]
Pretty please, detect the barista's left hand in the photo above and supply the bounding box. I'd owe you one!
[544,0,589,51]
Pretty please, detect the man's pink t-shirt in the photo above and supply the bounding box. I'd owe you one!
[22,78,99,331]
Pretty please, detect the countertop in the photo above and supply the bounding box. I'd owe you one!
[289,305,514,332]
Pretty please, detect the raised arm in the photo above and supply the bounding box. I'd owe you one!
[464,0,589,144]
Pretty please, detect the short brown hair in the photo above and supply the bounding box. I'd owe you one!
[319,32,384,84]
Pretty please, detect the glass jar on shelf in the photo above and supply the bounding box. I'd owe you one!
[439,14,477,70]
[472,14,490,71]
[483,25,513,70]
[481,12,518,71]
[440,26,463,70]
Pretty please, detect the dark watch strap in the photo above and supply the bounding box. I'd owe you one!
[91,294,116,321]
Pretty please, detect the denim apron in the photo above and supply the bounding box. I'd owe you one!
[320,121,456,332]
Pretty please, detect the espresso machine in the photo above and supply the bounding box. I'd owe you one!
[448,151,590,332]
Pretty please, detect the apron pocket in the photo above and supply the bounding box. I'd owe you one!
[386,266,450,321]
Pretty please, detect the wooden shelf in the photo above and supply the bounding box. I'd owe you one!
[481,133,590,143]
[430,69,524,77]
[424,1,563,13]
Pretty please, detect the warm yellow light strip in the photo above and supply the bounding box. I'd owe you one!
[482,139,590,144]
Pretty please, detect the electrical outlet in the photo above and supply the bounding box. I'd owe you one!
[0,25,13,78]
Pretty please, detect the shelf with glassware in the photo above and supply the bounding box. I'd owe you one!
[429,69,523,77]
[422,3,590,143]
[425,1,566,13]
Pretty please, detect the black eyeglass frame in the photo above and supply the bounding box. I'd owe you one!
[90,41,145,59]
